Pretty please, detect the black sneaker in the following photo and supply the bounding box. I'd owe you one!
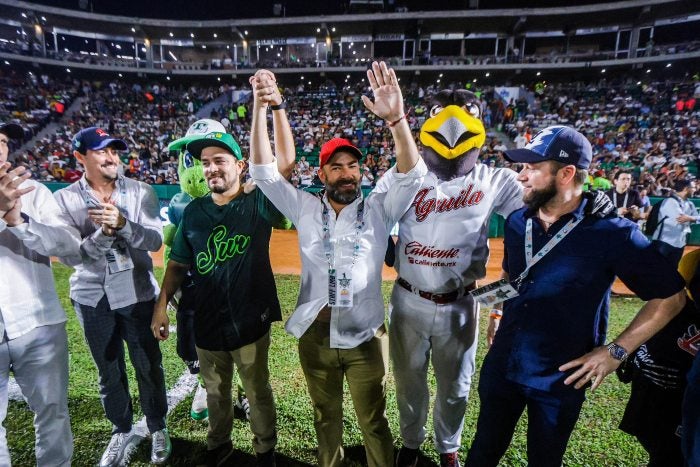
[396,446,419,467]
[202,441,234,467]
[233,395,250,421]
[256,448,276,467]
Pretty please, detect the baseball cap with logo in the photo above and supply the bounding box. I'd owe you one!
[0,122,23,139]
[72,127,128,154]
[168,119,227,151]
[504,125,592,169]
[319,138,363,168]
[186,132,242,160]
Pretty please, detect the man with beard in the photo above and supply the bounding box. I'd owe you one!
[54,127,170,467]
[249,63,427,467]
[150,131,282,467]
[466,125,688,467]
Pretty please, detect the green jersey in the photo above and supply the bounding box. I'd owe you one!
[171,189,284,351]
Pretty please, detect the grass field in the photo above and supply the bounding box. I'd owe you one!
[6,264,648,466]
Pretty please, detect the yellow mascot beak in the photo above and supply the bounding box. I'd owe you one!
[419,105,486,160]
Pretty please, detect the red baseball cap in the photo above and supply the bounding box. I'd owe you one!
[319,138,363,168]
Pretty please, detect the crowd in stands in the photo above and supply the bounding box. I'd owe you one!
[11,79,217,184]
[4,69,698,198]
[496,76,700,197]
[0,72,76,152]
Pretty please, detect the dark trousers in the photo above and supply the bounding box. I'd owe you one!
[653,240,685,267]
[73,297,168,434]
[176,308,199,374]
[684,354,700,467]
[466,366,584,467]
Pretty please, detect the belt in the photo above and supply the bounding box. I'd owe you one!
[397,277,476,305]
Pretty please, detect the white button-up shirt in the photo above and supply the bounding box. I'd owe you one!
[53,175,162,309]
[0,180,80,340]
[653,194,700,248]
[251,158,427,349]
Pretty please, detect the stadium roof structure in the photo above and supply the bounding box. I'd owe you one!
[0,0,698,83]
[1,0,697,43]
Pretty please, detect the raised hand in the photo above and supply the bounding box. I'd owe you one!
[250,69,283,107]
[361,61,405,123]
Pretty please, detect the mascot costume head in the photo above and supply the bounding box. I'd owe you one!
[419,89,486,181]
[162,118,227,263]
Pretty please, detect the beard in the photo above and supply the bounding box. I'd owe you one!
[523,179,558,211]
[326,177,361,205]
[208,173,234,194]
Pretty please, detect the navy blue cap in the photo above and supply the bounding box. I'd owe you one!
[71,127,128,154]
[504,125,592,169]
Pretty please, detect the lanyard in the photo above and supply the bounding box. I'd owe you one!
[320,194,365,270]
[516,216,583,288]
[612,191,628,208]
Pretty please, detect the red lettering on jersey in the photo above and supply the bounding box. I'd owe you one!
[411,184,484,222]
[404,241,460,259]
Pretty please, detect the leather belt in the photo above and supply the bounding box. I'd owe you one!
[397,277,476,305]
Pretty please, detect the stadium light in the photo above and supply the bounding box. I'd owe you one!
[485,72,490,77]
[213,33,218,38]
[118,73,122,77]
[169,32,173,37]
[190,33,195,38]
[41,16,46,21]
[666,63,672,68]
[66,68,70,72]
[439,73,443,77]
[332,27,336,32]
[437,79,441,83]
[167,76,171,80]
[131,27,136,32]
[21,13,27,18]
[316,28,320,33]
[536,71,541,76]
[217,77,221,81]
[637,81,642,85]
[3,61,9,65]
[646,69,651,73]
[601,68,606,73]
[473,78,477,83]
[244,30,248,35]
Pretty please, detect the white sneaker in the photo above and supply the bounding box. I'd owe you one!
[151,428,172,465]
[99,431,132,467]
[190,383,208,421]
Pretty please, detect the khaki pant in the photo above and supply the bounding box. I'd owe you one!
[299,321,393,467]
[197,331,276,453]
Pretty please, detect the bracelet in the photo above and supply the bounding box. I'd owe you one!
[387,109,410,127]
[270,100,286,111]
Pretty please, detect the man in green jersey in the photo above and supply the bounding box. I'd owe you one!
[151,131,283,467]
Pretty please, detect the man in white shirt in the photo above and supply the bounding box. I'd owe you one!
[652,179,699,266]
[249,63,427,467]
[0,122,79,466]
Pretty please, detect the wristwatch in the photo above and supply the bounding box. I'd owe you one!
[607,342,629,362]
[270,99,286,111]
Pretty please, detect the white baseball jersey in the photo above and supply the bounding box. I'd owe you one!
[375,163,523,293]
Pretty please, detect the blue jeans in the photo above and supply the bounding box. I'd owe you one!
[683,354,700,466]
[73,297,167,434]
[466,365,585,467]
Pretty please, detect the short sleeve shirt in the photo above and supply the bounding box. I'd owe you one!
[486,198,685,394]
[171,189,284,351]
